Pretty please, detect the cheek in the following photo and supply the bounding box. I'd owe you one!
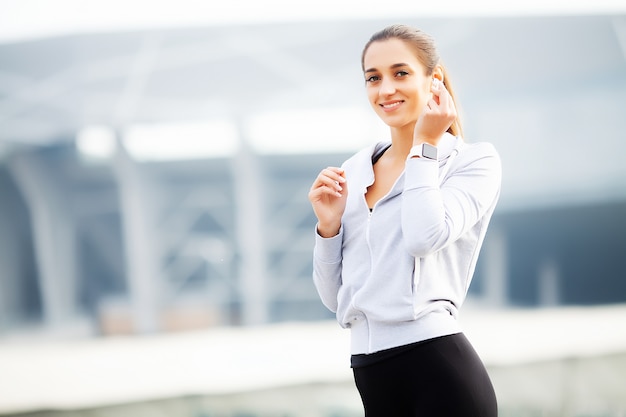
[366,87,379,107]
[413,83,432,108]
[419,80,432,100]
[366,85,375,98]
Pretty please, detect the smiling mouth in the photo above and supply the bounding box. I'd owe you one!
[380,101,403,110]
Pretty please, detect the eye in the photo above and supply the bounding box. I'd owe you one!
[365,75,380,83]
[395,70,409,78]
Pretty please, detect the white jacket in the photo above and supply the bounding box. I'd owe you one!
[312,133,502,355]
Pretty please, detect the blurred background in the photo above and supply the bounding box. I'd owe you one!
[0,0,625,416]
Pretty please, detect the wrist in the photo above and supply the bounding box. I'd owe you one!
[317,222,341,238]
[412,136,439,147]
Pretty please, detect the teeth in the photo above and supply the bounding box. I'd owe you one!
[382,102,401,108]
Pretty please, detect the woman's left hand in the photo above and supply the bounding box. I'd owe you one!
[413,78,457,147]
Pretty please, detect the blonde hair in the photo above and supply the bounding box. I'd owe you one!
[361,24,463,138]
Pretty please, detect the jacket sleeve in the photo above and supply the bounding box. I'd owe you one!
[312,226,343,313]
[401,143,502,257]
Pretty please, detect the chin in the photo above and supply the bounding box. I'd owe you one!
[374,106,418,127]
[379,115,413,129]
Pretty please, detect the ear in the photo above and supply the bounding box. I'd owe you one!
[432,65,444,83]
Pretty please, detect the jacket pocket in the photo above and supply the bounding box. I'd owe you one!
[411,257,420,294]
[411,257,421,319]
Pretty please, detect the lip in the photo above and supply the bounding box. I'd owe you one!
[379,100,404,113]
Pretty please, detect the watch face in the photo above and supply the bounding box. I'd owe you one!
[423,143,438,160]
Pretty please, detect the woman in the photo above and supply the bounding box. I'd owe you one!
[308,24,501,416]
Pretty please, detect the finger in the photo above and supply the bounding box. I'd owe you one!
[314,172,344,193]
[437,87,456,117]
[321,169,345,186]
[435,81,455,116]
[323,184,343,198]
[323,167,346,183]
[436,84,451,109]
[425,97,438,112]
[318,168,346,189]
[430,78,442,105]
[312,184,343,199]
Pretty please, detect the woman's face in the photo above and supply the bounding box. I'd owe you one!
[363,38,432,129]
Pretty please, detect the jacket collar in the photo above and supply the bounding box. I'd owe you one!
[366,132,462,163]
[354,133,464,188]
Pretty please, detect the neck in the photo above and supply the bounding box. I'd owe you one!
[387,123,415,160]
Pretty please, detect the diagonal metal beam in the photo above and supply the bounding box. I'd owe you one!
[112,33,161,126]
[612,16,626,62]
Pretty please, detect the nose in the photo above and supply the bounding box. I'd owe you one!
[379,77,396,96]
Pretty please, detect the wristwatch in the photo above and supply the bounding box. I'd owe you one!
[408,143,438,160]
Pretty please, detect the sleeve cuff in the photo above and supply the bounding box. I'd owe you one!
[404,157,439,190]
[314,224,343,263]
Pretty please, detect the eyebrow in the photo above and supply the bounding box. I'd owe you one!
[364,62,409,74]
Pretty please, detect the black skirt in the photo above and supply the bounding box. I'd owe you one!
[352,333,498,417]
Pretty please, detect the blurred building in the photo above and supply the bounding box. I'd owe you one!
[0,14,625,337]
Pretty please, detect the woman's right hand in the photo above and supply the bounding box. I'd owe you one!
[308,167,347,238]
[413,78,457,147]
